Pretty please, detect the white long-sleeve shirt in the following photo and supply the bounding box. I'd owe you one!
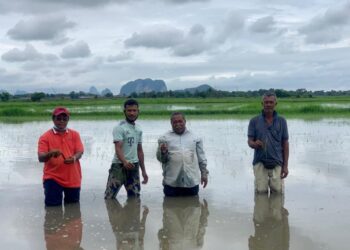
[157,129,208,188]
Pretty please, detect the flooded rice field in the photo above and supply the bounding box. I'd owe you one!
[0,118,349,250]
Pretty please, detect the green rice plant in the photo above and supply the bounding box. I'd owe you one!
[1,96,350,122]
[0,108,32,116]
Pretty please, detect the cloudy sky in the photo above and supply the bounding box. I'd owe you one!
[0,0,350,94]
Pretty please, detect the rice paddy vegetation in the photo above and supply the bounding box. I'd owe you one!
[1,96,350,122]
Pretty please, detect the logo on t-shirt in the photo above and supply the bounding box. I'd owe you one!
[127,137,134,147]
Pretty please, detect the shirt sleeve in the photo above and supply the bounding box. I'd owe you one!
[282,118,289,141]
[247,118,256,138]
[74,132,84,153]
[113,126,124,142]
[138,130,143,144]
[38,134,49,153]
[196,138,208,177]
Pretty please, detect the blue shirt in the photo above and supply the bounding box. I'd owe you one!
[248,111,289,167]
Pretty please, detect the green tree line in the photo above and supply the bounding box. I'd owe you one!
[1,88,350,102]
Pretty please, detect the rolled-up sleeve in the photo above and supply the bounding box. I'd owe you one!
[196,138,208,177]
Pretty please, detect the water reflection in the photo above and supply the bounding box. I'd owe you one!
[105,198,148,250]
[158,197,209,250]
[249,194,289,250]
[44,203,83,250]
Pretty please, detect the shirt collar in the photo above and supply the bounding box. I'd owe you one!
[52,127,69,134]
[170,128,189,135]
[261,110,278,118]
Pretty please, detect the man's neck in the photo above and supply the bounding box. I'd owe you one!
[53,126,67,133]
[125,119,135,125]
[264,112,274,124]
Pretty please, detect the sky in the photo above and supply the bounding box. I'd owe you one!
[0,0,350,94]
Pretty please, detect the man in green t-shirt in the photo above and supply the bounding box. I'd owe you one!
[105,99,148,199]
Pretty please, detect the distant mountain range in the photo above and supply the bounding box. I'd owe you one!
[119,79,214,96]
[6,78,214,96]
[88,86,112,96]
[119,78,167,96]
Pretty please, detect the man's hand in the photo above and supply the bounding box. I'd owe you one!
[201,176,208,188]
[142,170,148,184]
[64,156,75,164]
[281,166,289,179]
[254,140,264,149]
[48,149,61,158]
[123,161,135,170]
[160,143,168,154]
[143,205,149,215]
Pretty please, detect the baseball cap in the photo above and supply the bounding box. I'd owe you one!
[52,107,70,116]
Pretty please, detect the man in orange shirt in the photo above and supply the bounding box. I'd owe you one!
[38,107,84,206]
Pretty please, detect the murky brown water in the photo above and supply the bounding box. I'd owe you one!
[0,119,349,250]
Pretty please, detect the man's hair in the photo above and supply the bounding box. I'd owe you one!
[123,99,139,109]
[262,91,277,101]
[171,111,186,120]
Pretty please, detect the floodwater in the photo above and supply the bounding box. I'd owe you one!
[0,118,350,250]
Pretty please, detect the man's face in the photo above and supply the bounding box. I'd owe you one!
[171,114,186,134]
[124,105,139,123]
[262,96,277,114]
[53,114,69,130]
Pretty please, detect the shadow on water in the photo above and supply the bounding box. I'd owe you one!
[249,194,289,250]
[105,197,149,250]
[44,203,83,250]
[158,196,209,250]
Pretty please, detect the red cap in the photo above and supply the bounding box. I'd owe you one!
[52,107,70,116]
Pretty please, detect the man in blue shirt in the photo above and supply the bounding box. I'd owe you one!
[248,91,289,194]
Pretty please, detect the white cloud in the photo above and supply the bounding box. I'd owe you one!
[215,11,246,43]
[250,16,276,33]
[173,24,208,56]
[164,0,209,3]
[7,15,75,42]
[107,51,134,62]
[124,24,210,57]
[299,2,350,44]
[60,41,91,59]
[1,44,58,62]
[125,26,184,49]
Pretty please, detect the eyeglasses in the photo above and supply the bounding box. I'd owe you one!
[54,116,69,121]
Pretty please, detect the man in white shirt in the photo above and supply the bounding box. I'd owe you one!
[157,112,209,196]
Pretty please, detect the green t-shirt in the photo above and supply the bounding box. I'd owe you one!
[112,120,142,164]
